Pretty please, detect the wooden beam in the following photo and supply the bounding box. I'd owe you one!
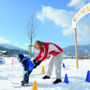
[74,27,79,68]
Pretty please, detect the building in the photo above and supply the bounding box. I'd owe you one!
[0,51,10,57]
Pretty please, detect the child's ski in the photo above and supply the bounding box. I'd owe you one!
[12,82,32,88]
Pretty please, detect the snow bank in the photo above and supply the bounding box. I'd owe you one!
[0,57,90,90]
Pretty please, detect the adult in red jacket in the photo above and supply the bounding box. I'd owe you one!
[33,40,63,84]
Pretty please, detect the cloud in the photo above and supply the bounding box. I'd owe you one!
[0,37,10,44]
[36,6,90,42]
[68,0,90,9]
[37,6,74,27]
[37,6,75,35]
[77,15,90,42]
[24,43,29,46]
[68,0,83,6]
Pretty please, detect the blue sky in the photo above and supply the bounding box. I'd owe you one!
[0,0,90,50]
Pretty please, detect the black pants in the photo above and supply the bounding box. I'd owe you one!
[23,71,32,84]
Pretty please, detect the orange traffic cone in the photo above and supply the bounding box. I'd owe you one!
[42,66,45,74]
[32,81,38,90]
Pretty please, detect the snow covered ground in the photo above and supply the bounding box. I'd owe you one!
[0,57,90,90]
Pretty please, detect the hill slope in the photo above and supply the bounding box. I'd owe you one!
[0,43,28,56]
[0,43,90,56]
[63,45,90,56]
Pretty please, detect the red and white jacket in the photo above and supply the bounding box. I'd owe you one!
[35,42,63,62]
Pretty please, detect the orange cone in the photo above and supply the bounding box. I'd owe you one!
[32,81,38,90]
[42,66,45,74]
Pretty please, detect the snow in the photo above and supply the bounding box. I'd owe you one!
[0,51,7,53]
[0,57,90,90]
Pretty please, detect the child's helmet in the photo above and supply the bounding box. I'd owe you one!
[17,54,24,60]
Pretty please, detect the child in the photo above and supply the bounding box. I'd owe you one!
[17,54,34,86]
[33,40,63,84]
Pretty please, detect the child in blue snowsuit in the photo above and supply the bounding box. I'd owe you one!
[17,54,34,86]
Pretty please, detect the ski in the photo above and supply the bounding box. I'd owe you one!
[12,82,32,88]
[13,84,31,88]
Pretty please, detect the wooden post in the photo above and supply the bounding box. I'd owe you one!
[74,27,78,68]
[33,47,35,57]
[12,58,14,68]
[28,45,31,57]
[28,45,30,57]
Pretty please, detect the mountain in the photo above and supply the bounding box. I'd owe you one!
[0,43,28,56]
[63,45,90,56]
[0,43,90,57]
[0,43,22,50]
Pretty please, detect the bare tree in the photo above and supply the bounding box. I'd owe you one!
[27,16,37,57]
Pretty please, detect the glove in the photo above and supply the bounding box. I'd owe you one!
[34,60,41,68]
[33,59,36,64]
[22,70,27,76]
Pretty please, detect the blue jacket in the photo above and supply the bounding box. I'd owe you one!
[20,57,34,71]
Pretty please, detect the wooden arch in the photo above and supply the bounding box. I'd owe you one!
[72,3,90,68]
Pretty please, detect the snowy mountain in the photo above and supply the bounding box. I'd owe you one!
[0,43,23,50]
[0,43,28,56]
[0,43,90,57]
[63,45,90,56]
